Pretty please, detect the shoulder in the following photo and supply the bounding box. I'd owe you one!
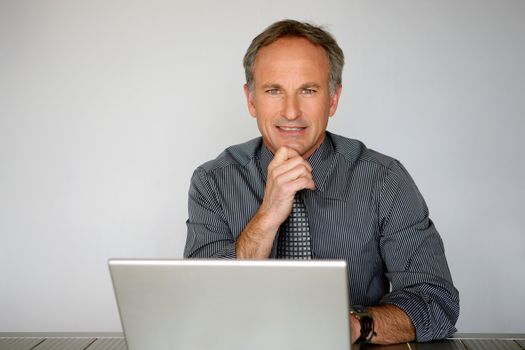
[327,132,419,201]
[328,131,399,171]
[196,137,262,174]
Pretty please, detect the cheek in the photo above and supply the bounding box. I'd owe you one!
[304,101,330,119]
[255,103,279,123]
[256,115,274,137]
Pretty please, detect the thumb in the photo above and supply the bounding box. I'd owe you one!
[272,146,299,165]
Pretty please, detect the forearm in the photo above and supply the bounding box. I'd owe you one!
[184,238,237,259]
[235,210,279,259]
[380,283,459,341]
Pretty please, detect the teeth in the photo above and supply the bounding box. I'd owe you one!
[280,127,303,131]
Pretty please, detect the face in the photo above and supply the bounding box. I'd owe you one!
[244,37,342,158]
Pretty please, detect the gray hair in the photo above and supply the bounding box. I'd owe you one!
[243,19,345,95]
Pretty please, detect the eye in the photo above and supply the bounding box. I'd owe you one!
[301,88,317,95]
[265,88,281,95]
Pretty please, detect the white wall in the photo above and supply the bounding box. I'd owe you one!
[1,0,524,333]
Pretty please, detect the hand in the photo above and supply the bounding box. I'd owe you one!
[235,146,315,259]
[258,146,316,230]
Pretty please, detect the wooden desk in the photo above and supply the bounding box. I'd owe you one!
[1,333,524,350]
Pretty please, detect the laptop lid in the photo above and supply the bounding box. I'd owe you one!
[109,259,351,350]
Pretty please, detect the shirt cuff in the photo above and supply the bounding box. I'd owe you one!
[380,292,442,342]
[210,242,237,259]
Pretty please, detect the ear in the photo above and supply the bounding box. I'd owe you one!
[243,84,257,118]
[328,85,343,117]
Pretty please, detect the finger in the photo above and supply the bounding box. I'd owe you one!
[282,146,300,158]
[271,146,309,166]
[288,176,317,193]
[272,147,294,166]
[271,158,312,179]
[291,170,316,190]
[273,164,314,186]
[269,148,312,172]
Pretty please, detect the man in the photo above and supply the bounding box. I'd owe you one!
[184,19,459,345]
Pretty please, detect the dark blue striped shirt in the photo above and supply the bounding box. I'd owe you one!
[184,131,459,342]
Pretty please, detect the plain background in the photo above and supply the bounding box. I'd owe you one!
[1,0,524,333]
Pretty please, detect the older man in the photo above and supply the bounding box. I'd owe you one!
[184,19,459,345]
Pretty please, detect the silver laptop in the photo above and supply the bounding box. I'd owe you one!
[109,259,351,350]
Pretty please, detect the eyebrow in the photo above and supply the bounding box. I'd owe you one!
[300,82,321,89]
[260,82,322,90]
[261,83,282,90]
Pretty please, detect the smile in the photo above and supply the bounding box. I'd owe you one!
[278,126,306,131]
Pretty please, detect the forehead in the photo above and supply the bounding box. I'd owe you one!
[253,37,330,83]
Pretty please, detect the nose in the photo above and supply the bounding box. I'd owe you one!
[281,94,302,120]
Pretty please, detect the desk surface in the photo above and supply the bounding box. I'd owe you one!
[1,333,524,350]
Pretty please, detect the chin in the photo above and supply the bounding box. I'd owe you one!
[284,144,308,156]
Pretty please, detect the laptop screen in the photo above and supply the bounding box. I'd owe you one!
[109,259,351,350]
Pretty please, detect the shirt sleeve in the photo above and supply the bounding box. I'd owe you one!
[377,160,460,342]
[184,167,236,259]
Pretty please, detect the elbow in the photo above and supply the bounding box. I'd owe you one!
[417,287,460,342]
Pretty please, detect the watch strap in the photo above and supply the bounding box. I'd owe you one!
[350,306,375,343]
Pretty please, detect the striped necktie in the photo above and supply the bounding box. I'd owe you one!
[276,193,312,259]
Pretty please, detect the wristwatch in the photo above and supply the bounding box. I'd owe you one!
[350,306,375,343]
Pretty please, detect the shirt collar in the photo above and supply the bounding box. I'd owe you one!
[257,132,335,192]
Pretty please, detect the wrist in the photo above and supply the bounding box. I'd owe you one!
[350,306,375,344]
[253,207,282,233]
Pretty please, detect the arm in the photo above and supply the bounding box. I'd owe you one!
[350,304,415,344]
[236,147,316,259]
[372,160,459,342]
[184,166,237,258]
[185,146,315,259]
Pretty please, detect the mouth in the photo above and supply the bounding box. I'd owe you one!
[277,126,307,132]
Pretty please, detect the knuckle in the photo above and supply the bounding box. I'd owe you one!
[274,176,286,186]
